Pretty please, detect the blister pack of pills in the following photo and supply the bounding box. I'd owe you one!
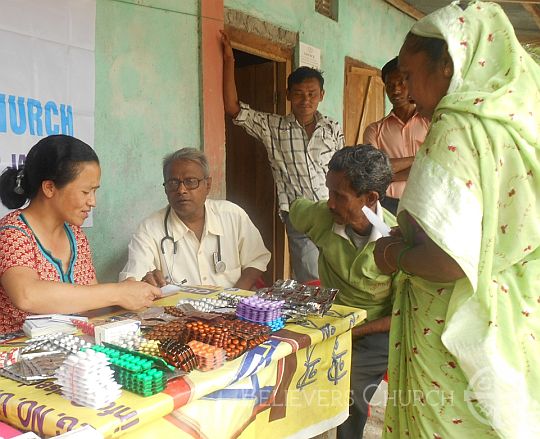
[182,319,270,360]
[117,367,165,396]
[71,319,95,336]
[108,333,144,350]
[176,297,233,313]
[236,296,285,331]
[137,307,179,327]
[145,319,189,343]
[138,339,161,357]
[23,333,92,355]
[187,340,226,371]
[94,319,141,346]
[90,344,173,396]
[217,292,244,307]
[256,279,339,316]
[0,348,20,368]
[159,339,198,372]
[0,351,67,383]
[164,306,224,321]
[145,316,271,361]
[55,350,121,408]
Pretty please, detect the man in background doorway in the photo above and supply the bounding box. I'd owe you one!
[363,56,429,215]
[221,30,344,283]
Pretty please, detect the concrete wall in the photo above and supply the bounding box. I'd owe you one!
[86,0,413,282]
[224,0,415,121]
[86,0,201,281]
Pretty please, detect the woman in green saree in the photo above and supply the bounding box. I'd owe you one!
[374,1,540,437]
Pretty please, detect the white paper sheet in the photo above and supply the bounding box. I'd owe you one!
[362,206,391,237]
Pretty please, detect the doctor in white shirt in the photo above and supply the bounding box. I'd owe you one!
[119,148,270,290]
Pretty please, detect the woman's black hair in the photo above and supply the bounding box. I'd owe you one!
[403,32,448,66]
[0,134,99,209]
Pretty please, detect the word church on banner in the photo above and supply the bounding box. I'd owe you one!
[0,0,96,220]
[0,94,73,138]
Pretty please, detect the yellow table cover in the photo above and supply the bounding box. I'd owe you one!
[0,286,365,438]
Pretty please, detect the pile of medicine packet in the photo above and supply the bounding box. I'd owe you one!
[55,350,121,408]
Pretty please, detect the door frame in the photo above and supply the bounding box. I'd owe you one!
[224,25,294,281]
[343,56,385,145]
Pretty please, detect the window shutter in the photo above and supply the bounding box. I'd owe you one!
[315,0,338,21]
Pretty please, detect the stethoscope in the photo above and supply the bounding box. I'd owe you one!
[160,206,227,282]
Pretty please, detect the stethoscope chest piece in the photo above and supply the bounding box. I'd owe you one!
[213,252,227,273]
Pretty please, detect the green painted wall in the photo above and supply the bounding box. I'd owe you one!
[86,0,201,281]
[86,0,413,282]
[224,0,415,121]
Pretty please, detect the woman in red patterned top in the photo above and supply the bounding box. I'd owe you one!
[0,135,161,333]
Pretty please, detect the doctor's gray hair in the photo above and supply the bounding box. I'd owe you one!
[162,148,210,179]
[328,145,392,199]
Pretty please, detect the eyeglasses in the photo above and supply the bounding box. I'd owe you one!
[163,177,207,192]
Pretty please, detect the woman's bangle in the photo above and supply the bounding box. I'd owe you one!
[382,240,402,272]
[397,245,413,275]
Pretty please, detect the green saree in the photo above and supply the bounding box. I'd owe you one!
[384,2,540,438]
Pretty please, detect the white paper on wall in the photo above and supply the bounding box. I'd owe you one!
[299,42,321,70]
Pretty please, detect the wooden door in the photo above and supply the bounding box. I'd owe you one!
[225,57,283,286]
[343,59,385,146]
